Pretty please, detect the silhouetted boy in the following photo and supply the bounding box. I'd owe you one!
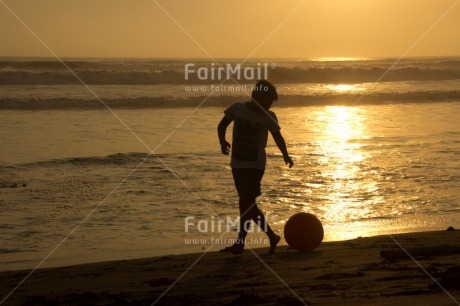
[218,80,294,254]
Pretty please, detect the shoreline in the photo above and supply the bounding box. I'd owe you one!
[1,230,459,305]
[2,212,458,272]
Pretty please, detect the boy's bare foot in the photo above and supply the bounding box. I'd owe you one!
[219,244,244,255]
[269,234,281,254]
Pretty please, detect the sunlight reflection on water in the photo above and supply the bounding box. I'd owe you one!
[0,103,458,269]
[325,84,361,93]
[261,103,459,242]
[316,107,377,224]
[266,106,394,239]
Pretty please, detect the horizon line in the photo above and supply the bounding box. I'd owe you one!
[1,55,460,61]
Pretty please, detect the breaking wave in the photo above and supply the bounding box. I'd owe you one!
[1,58,460,85]
[2,91,460,109]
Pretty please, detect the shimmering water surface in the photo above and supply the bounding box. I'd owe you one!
[1,103,459,270]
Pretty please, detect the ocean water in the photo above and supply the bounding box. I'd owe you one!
[2,57,460,109]
[0,57,459,271]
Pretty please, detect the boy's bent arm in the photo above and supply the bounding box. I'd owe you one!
[218,116,232,155]
[271,130,294,168]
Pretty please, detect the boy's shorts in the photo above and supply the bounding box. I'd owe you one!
[232,168,264,200]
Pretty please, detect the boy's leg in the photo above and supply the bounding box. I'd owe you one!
[221,168,280,254]
[219,168,254,254]
[249,203,281,253]
[237,197,254,245]
[219,198,251,254]
[239,195,280,253]
[233,168,264,247]
[249,204,275,237]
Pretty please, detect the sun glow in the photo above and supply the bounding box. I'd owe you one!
[310,106,383,237]
[312,57,366,62]
[326,84,362,93]
[323,106,364,140]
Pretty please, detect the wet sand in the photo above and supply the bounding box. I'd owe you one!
[1,230,459,305]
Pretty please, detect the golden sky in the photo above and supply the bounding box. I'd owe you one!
[1,0,459,58]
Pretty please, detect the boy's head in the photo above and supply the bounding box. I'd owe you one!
[251,80,278,110]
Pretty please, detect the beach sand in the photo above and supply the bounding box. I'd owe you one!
[1,230,459,305]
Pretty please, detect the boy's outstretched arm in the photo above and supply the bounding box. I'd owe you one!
[271,130,294,168]
[218,116,232,155]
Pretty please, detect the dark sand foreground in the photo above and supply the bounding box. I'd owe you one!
[1,230,459,305]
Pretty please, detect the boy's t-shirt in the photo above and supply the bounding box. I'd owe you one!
[224,102,281,170]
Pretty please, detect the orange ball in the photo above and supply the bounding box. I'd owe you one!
[284,212,324,251]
